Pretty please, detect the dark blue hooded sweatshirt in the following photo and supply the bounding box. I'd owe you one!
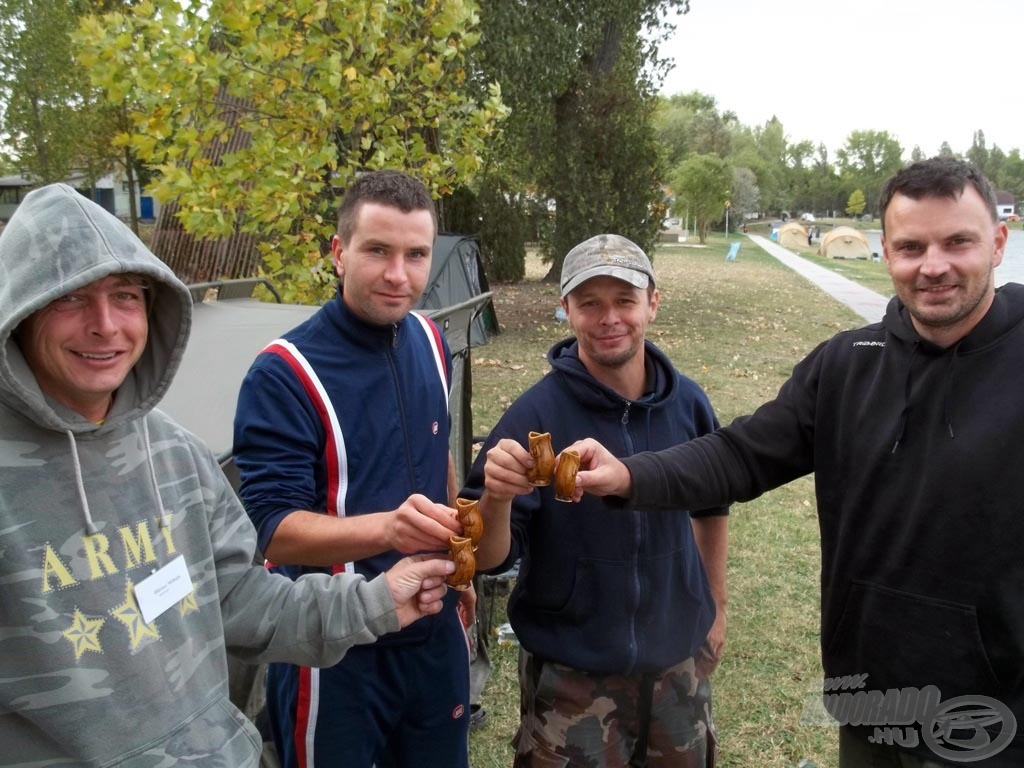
[463,338,726,675]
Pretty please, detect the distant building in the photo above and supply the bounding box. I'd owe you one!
[0,171,158,222]
[0,175,32,221]
[995,190,1015,221]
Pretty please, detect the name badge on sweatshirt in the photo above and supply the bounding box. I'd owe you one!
[134,555,194,624]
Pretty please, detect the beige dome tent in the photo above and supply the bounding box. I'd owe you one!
[777,221,809,250]
[819,226,870,259]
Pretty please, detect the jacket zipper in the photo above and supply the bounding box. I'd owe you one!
[389,323,417,490]
[622,400,641,673]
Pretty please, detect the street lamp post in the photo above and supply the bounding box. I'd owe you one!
[724,199,731,238]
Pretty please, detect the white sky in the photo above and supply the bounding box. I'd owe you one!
[660,0,1023,159]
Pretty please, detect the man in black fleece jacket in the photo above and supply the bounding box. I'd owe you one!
[570,158,1021,767]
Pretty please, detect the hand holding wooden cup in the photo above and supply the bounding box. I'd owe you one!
[446,535,476,590]
[455,497,484,549]
[554,449,580,502]
[527,431,555,486]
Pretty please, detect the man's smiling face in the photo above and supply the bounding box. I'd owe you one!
[17,274,149,421]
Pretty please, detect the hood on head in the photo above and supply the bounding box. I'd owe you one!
[0,183,192,431]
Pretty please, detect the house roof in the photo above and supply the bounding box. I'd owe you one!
[996,190,1016,205]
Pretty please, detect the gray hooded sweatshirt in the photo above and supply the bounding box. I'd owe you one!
[0,184,400,766]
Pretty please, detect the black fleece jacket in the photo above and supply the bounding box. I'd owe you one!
[625,283,1024,765]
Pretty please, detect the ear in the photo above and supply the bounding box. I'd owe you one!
[993,221,1008,269]
[330,235,345,278]
[648,288,660,322]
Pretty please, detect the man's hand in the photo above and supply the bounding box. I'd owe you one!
[385,554,455,628]
[565,438,633,500]
[696,607,726,678]
[456,582,477,629]
[387,494,461,554]
[483,438,535,502]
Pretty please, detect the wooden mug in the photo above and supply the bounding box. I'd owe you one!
[446,535,476,591]
[527,431,555,486]
[456,497,484,549]
[554,449,580,502]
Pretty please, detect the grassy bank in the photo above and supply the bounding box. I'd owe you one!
[468,236,866,767]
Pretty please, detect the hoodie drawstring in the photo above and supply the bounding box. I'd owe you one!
[66,420,171,535]
[891,340,961,453]
[66,431,99,536]
[891,343,918,454]
[942,345,961,439]
[142,419,172,530]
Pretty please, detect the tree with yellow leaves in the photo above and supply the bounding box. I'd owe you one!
[76,0,507,302]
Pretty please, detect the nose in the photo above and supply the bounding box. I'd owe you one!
[919,244,951,278]
[84,297,117,335]
[382,254,409,285]
[599,305,621,325]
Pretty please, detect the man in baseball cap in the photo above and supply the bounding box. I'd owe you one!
[560,233,656,297]
[463,233,729,766]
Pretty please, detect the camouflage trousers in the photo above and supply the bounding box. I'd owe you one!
[513,649,717,768]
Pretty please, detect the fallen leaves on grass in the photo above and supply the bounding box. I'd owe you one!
[474,358,525,371]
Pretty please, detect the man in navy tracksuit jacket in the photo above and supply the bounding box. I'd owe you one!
[233,171,470,768]
[573,160,1023,766]
[464,235,728,766]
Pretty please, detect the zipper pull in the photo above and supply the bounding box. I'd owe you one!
[621,402,630,425]
[392,323,399,348]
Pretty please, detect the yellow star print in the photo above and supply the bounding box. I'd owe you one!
[111,581,160,650]
[178,589,199,617]
[63,609,104,660]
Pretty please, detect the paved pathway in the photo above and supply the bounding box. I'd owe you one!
[747,234,890,324]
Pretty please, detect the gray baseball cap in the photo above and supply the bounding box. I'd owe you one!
[560,234,655,298]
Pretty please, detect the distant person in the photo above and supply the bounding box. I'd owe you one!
[570,157,1023,766]
[0,183,454,765]
[465,234,728,767]
[233,170,471,768]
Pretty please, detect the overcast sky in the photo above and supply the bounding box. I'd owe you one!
[659,0,1022,159]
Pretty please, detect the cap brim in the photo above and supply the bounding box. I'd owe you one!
[561,266,650,298]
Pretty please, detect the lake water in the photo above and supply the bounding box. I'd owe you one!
[862,229,1024,287]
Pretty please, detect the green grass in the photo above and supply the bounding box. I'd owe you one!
[468,236,861,767]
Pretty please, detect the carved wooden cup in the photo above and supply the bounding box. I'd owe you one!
[554,449,580,502]
[527,431,555,486]
[456,497,484,549]
[446,535,476,591]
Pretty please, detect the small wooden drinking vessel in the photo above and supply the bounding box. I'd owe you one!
[554,449,580,502]
[456,497,484,549]
[446,535,476,591]
[527,431,555,486]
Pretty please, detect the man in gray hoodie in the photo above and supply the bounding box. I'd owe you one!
[0,183,455,767]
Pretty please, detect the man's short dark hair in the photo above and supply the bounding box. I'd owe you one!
[879,157,998,232]
[336,170,437,243]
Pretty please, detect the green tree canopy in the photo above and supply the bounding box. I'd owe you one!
[730,166,759,219]
[76,0,507,302]
[845,188,866,218]
[0,0,119,184]
[836,130,903,214]
[474,0,689,277]
[670,152,730,244]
